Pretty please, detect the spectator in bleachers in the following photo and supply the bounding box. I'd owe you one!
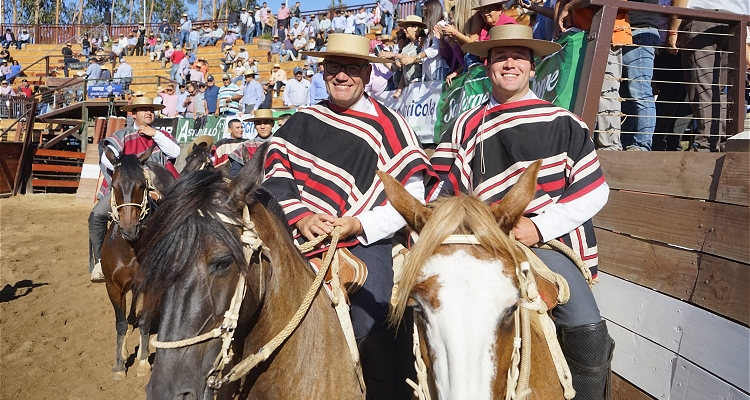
[2,29,15,49]
[240,7,251,42]
[282,67,310,108]
[8,62,20,84]
[114,58,133,91]
[475,0,518,41]
[221,45,237,72]
[370,31,383,52]
[440,8,466,86]
[178,51,191,84]
[245,59,259,76]
[84,58,102,80]
[289,21,302,38]
[668,0,744,152]
[218,73,243,115]
[158,19,172,43]
[380,0,395,35]
[277,20,288,42]
[110,41,124,63]
[157,84,179,117]
[260,80,273,109]
[270,35,283,62]
[189,26,201,52]
[136,26,146,56]
[204,75,220,115]
[79,33,91,58]
[393,15,426,98]
[0,79,16,95]
[100,64,111,81]
[176,84,188,115]
[270,63,287,97]
[260,2,271,34]
[309,62,327,103]
[223,29,238,47]
[345,9,356,34]
[16,29,30,50]
[278,2,291,30]
[619,0,659,151]
[418,0,449,81]
[61,43,76,77]
[319,13,332,34]
[126,33,138,56]
[183,82,207,119]
[245,11,256,43]
[290,1,302,28]
[0,47,10,63]
[18,79,32,97]
[309,14,320,33]
[189,63,205,83]
[150,38,164,62]
[207,24,223,46]
[355,7,369,36]
[179,14,192,47]
[282,35,299,61]
[332,9,346,33]
[241,71,264,113]
[145,33,156,55]
[294,34,307,58]
[254,5,263,37]
[236,47,250,65]
[0,61,11,80]
[90,35,101,53]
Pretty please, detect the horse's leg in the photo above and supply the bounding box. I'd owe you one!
[135,308,151,377]
[106,282,129,380]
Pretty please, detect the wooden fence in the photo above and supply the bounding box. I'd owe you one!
[594,151,749,398]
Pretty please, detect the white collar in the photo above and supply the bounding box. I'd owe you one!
[489,90,538,107]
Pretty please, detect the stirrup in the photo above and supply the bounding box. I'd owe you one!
[90,261,105,283]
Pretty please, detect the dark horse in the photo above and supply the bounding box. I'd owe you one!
[134,144,364,399]
[101,147,176,380]
[182,143,215,174]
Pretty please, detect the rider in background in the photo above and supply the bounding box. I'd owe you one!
[431,25,614,399]
[87,98,180,282]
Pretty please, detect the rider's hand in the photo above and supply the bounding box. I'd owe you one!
[296,213,336,241]
[330,216,363,240]
[512,216,542,246]
[138,125,157,137]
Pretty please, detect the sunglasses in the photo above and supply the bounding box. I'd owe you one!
[324,61,368,77]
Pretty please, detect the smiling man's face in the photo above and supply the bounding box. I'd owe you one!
[487,46,535,104]
[324,56,371,109]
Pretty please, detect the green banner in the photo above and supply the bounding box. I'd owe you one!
[433,65,492,143]
[172,109,296,144]
[530,30,588,112]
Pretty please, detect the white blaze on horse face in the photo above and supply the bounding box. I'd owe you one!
[417,249,518,400]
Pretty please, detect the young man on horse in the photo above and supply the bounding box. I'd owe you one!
[431,24,614,399]
[218,110,280,177]
[262,33,439,400]
[88,97,180,282]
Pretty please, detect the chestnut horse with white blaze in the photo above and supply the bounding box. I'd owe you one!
[379,160,567,399]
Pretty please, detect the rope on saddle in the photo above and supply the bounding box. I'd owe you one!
[536,240,596,287]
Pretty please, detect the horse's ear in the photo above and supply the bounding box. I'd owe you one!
[191,143,198,153]
[104,146,118,166]
[228,142,270,211]
[490,160,541,233]
[377,170,431,233]
[138,145,157,164]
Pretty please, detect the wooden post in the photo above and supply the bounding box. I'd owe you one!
[94,117,107,144]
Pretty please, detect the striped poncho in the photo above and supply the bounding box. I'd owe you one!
[431,98,608,277]
[263,98,439,250]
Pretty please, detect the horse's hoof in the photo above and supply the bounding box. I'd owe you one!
[136,360,151,377]
[111,370,127,380]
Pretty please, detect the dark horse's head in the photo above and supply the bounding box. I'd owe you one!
[182,143,215,174]
[134,143,284,399]
[106,146,170,241]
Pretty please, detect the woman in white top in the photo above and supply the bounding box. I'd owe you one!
[419,0,449,81]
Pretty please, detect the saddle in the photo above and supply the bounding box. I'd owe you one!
[309,247,368,302]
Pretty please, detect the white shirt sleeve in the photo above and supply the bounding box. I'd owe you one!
[152,130,181,159]
[100,144,119,170]
[355,173,425,245]
[530,182,609,242]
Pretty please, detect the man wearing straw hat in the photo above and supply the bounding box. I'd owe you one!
[431,24,614,399]
[263,33,439,399]
[87,97,180,283]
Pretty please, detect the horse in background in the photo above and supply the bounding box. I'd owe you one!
[182,143,215,174]
[380,160,567,399]
[101,146,176,380]
[133,144,364,399]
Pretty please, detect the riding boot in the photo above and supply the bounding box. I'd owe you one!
[358,325,415,400]
[88,212,109,281]
[560,320,615,400]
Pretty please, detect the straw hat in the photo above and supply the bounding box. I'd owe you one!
[472,0,512,9]
[397,15,426,29]
[120,96,166,112]
[190,134,214,149]
[246,109,279,122]
[381,34,393,42]
[462,24,561,58]
[300,33,390,63]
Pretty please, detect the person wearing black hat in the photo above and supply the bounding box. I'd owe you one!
[61,43,76,77]
[18,78,32,97]
[1,28,15,49]
[88,98,180,282]
[431,24,613,400]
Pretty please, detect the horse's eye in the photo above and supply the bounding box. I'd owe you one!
[212,256,234,273]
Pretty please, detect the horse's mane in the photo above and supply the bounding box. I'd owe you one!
[387,194,525,327]
[134,170,250,317]
[115,154,146,183]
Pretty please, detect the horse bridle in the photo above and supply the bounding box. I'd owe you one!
[109,167,154,224]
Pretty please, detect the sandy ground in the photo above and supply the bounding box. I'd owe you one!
[1,194,147,399]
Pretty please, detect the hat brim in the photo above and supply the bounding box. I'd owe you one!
[190,135,214,149]
[398,20,426,29]
[120,103,166,112]
[299,51,390,64]
[246,116,279,122]
[472,0,513,10]
[461,38,561,58]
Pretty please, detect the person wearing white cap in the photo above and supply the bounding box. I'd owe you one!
[88,98,180,282]
[282,66,310,108]
[431,24,613,400]
[263,34,439,399]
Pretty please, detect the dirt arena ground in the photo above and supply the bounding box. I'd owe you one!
[1,194,147,399]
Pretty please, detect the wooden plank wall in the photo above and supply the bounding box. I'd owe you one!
[594,151,750,399]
